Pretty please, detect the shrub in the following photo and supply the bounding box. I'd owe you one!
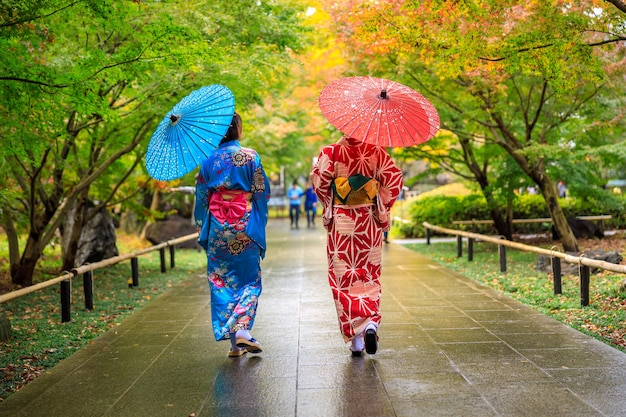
[401,191,626,238]
[399,194,490,237]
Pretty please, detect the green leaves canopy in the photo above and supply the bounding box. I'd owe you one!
[0,0,310,284]
[323,0,626,250]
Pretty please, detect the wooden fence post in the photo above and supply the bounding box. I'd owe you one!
[83,271,94,311]
[159,248,166,273]
[499,240,507,273]
[468,238,474,262]
[580,264,590,306]
[457,236,463,258]
[131,257,139,287]
[169,246,176,269]
[552,257,562,294]
[61,279,71,323]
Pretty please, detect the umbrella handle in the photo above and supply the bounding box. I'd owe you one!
[380,90,387,99]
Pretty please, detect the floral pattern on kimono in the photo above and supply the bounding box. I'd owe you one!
[310,136,403,342]
[194,140,270,341]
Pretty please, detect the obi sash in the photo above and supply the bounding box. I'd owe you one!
[332,174,380,206]
[209,190,252,224]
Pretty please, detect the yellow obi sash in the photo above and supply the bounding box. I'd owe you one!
[332,174,380,205]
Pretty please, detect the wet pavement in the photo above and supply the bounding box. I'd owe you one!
[1,218,626,416]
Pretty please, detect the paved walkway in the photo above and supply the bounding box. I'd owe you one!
[1,219,626,417]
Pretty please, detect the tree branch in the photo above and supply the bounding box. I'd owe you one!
[40,117,154,245]
[604,0,626,14]
[479,35,626,62]
[0,1,82,28]
[0,34,171,89]
[90,149,147,221]
[0,76,69,88]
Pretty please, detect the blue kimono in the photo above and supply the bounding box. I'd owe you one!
[194,140,270,341]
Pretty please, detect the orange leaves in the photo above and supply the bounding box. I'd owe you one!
[326,0,410,56]
[324,0,618,87]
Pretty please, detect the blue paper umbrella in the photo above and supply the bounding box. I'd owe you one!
[146,85,235,181]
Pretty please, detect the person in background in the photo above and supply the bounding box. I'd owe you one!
[304,180,318,227]
[558,181,567,198]
[310,136,403,356]
[287,180,303,229]
[194,112,270,358]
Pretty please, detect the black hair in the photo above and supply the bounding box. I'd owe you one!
[220,112,242,144]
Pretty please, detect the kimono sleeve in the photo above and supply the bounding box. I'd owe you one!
[309,144,336,230]
[251,158,271,225]
[248,153,271,259]
[374,148,403,230]
[194,171,211,250]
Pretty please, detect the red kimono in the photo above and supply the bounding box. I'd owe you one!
[310,137,403,342]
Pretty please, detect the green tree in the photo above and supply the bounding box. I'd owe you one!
[0,0,308,286]
[324,0,626,252]
[242,1,350,192]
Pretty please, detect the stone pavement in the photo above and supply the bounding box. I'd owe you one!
[1,218,626,417]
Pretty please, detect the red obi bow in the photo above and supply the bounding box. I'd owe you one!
[209,192,248,224]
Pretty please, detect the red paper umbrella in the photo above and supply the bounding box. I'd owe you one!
[318,76,440,147]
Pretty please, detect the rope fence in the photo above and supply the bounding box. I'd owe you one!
[423,222,626,306]
[0,233,199,322]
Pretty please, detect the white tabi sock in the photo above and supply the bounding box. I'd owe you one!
[351,333,364,352]
[365,322,378,332]
[235,329,252,341]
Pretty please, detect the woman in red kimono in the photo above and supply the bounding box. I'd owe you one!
[310,136,403,356]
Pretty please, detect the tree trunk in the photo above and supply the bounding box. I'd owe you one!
[539,178,578,252]
[1,212,21,280]
[11,234,41,287]
[61,193,89,271]
[482,189,513,240]
[10,179,63,286]
[140,189,162,240]
[468,159,513,240]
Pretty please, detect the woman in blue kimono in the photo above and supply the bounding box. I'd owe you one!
[194,112,270,357]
